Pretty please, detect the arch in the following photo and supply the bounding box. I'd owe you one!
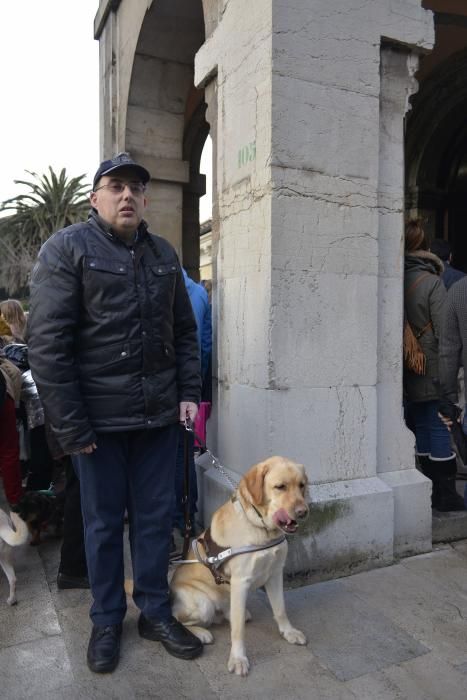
[406,48,467,265]
[123,0,207,257]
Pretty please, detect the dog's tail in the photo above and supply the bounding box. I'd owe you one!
[0,510,29,546]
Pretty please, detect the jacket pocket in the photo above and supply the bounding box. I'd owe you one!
[85,257,128,275]
[83,256,130,311]
[79,341,132,372]
[149,263,178,276]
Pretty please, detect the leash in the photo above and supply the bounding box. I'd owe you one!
[172,417,237,563]
[184,418,239,491]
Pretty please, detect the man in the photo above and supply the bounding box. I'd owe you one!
[27,152,203,672]
[430,238,465,290]
[438,274,467,509]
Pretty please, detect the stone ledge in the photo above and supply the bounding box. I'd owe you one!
[432,509,467,543]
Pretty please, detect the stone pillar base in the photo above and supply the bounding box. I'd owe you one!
[379,469,432,557]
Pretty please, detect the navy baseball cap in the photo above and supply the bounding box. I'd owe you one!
[93,152,151,190]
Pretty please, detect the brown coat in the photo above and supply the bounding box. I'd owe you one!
[0,356,22,403]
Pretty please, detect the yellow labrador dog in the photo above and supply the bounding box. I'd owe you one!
[170,456,309,676]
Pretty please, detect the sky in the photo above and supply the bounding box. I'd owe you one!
[0,1,212,220]
[0,1,99,203]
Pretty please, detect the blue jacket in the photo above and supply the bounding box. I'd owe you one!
[442,263,465,291]
[183,269,212,379]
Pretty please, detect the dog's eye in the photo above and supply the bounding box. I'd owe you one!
[274,484,286,491]
[299,482,306,490]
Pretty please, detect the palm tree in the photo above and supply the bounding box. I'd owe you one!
[0,167,90,295]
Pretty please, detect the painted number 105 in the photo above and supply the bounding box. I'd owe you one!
[238,142,256,168]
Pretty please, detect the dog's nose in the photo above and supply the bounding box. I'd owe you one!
[295,505,308,520]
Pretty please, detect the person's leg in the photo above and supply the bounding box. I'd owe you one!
[425,400,464,511]
[408,401,439,506]
[127,424,179,621]
[26,425,54,491]
[58,458,88,586]
[407,401,431,456]
[72,433,128,625]
[0,396,23,505]
[129,424,203,660]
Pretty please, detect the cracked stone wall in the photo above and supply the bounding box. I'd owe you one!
[195,0,435,566]
[99,0,436,573]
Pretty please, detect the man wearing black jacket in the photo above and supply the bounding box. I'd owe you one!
[27,153,203,673]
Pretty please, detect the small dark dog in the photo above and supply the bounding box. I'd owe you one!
[12,491,65,546]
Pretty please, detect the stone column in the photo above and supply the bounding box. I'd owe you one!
[376,46,432,555]
[196,0,434,579]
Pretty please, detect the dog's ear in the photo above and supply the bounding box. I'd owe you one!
[240,461,269,506]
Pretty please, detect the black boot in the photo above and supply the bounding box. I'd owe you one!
[430,456,465,512]
[416,454,440,508]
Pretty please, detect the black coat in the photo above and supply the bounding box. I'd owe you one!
[27,212,201,454]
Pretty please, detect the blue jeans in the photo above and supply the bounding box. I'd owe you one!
[406,400,452,459]
[72,425,179,626]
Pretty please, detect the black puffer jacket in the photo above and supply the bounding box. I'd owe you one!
[27,212,200,454]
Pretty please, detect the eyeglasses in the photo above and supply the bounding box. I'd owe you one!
[94,182,146,195]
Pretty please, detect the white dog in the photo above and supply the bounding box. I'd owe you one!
[0,508,29,605]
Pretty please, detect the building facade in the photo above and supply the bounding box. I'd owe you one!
[94,0,467,581]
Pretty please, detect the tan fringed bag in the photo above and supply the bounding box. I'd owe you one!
[403,272,433,376]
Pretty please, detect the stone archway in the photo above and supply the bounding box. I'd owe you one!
[182,92,210,280]
[97,0,209,259]
[406,18,467,268]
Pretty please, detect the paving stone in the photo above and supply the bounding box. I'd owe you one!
[342,550,467,666]
[282,578,429,682]
[346,652,467,700]
[0,635,74,700]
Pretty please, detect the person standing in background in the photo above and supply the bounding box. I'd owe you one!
[404,219,464,511]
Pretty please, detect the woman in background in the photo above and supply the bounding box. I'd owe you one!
[0,299,27,343]
[404,219,464,511]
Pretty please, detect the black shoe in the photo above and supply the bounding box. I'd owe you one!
[87,623,122,673]
[138,614,203,659]
[57,572,90,590]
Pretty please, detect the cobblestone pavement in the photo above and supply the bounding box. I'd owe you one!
[2,487,467,699]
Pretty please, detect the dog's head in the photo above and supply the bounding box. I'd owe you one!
[12,492,57,530]
[238,456,309,534]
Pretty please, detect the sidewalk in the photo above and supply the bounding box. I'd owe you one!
[2,498,467,700]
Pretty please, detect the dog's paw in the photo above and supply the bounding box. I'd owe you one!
[228,653,250,676]
[7,596,17,606]
[282,627,307,645]
[190,626,214,644]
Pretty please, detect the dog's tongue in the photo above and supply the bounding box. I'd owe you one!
[273,508,293,528]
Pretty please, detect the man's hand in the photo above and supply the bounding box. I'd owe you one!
[179,401,198,424]
[74,442,97,454]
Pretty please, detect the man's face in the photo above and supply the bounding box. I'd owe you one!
[90,168,147,238]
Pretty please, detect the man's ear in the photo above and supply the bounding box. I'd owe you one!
[90,191,97,209]
[239,461,269,506]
